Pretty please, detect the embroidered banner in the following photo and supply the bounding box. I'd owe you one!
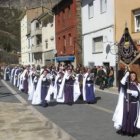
[118,27,138,64]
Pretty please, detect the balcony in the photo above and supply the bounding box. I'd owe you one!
[31,28,42,36]
[31,44,43,53]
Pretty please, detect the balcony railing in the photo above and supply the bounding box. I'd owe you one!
[31,28,42,36]
[31,44,43,53]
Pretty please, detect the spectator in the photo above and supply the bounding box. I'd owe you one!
[108,66,114,87]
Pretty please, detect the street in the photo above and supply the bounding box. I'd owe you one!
[0,79,140,140]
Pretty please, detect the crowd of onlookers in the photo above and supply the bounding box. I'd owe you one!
[92,66,115,90]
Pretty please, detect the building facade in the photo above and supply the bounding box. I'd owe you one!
[115,0,140,43]
[39,12,56,66]
[81,0,115,67]
[115,0,140,79]
[25,11,56,67]
[30,18,42,66]
[53,0,82,67]
[20,7,47,66]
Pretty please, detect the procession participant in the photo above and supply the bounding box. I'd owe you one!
[28,66,36,101]
[46,67,63,102]
[22,65,30,93]
[51,66,57,86]
[3,65,10,81]
[33,70,40,90]
[53,67,64,101]
[10,66,16,84]
[82,67,96,104]
[18,67,24,91]
[63,68,75,105]
[74,67,83,101]
[17,67,23,88]
[32,69,50,107]
[56,69,68,103]
[40,69,51,107]
[13,66,20,86]
[32,69,44,105]
[112,71,140,136]
[73,72,81,102]
[45,69,55,102]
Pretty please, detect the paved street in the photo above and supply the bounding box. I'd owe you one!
[1,79,140,140]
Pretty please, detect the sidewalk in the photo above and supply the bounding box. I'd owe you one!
[0,102,58,140]
[95,85,118,95]
[0,80,76,140]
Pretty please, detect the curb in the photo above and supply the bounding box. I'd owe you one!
[95,86,119,95]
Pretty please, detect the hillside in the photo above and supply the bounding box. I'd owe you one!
[0,0,60,9]
[0,7,22,52]
[0,0,61,52]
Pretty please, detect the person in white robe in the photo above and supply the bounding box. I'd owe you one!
[28,67,36,101]
[32,72,44,105]
[112,71,140,136]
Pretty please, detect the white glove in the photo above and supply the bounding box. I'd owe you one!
[127,89,138,98]
[87,77,90,81]
[127,89,131,94]
[121,71,129,85]
[75,77,78,81]
[42,77,46,81]
[131,90,138,98]
[50,75,53,79]
[125,71,129,78]
[66,76,70,80]
[34,77,38,83]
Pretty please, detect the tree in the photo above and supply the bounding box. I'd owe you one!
[0,7,22,52]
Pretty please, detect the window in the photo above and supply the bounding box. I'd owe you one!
[58,37,60,46]
[63,36,66,46]
[100,0,107,13]
[36,35,42,45]
[93,37,103,53]
[36,22,39,29]
[88,1,94,18]
[28,38,30,48]
[32,53,34,62]
[68,6,71,17]
[62,10,65,21]
[28,53,30,62]
[63,36,66,53]
[45,40,48,49]
[133,10,140,32]
[69,34,72,46]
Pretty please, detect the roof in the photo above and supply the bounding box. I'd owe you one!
[30,9,53,23]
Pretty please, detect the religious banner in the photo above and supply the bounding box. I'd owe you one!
[118,27,139,64]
